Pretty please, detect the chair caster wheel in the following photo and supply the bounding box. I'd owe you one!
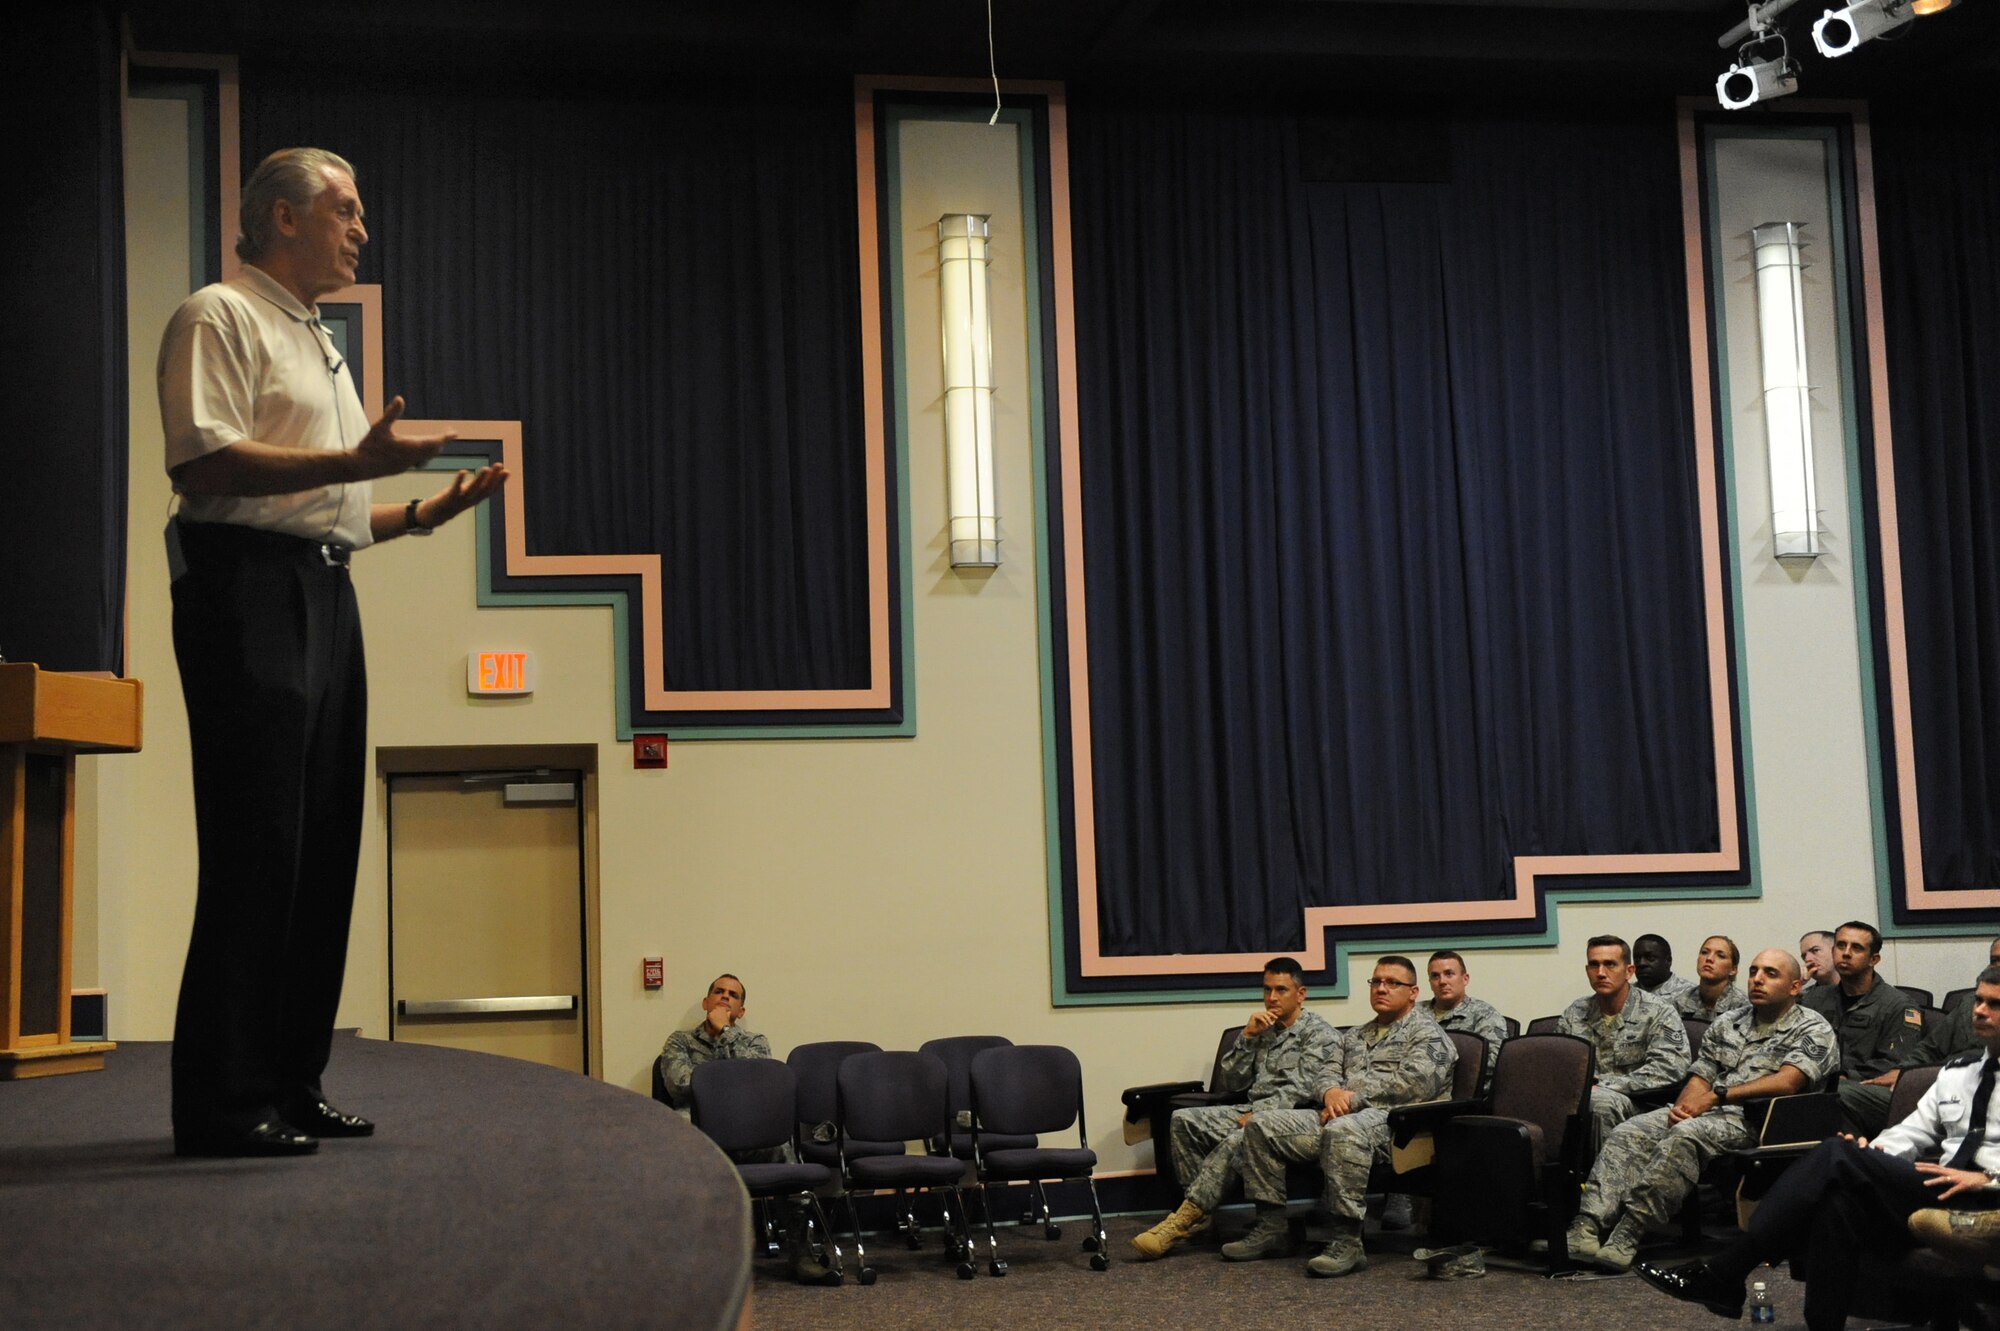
[1081,1236,1099,1253]
[1090,1253,1110,1271]
[905,1234,922,1249]
[1044,1224,1062,1240]
[988,1260,1009,1277]
[956,1262,976,1280]
[823,1271,843,1288]
[857,1267,877,1286]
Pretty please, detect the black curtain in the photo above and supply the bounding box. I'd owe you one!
[241,71,871,696]
[1068,105,1722,963]
[1872,102,2000,907]
[0,4,127,673]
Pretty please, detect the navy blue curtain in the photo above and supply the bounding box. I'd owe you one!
[1067,105,1724,968]
[0,4,127,674]
[241,71,876,704]
[1871,103,2000,910]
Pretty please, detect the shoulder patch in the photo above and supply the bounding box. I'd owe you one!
[1902,1007,1925,1027]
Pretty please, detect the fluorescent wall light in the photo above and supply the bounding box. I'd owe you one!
[1751,221,1822,560]
[938,214,999,568]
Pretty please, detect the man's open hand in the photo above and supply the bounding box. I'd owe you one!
[353,395,457,478]
[411,464,509,530]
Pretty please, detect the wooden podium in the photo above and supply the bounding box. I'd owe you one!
[1,663,142,1078]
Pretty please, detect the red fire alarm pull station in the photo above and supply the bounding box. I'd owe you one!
[643,958,664,990]
[633,735,668,768]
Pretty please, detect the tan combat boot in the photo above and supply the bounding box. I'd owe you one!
[1130,1201,1209,1260]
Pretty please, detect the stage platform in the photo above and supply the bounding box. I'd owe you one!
[0,1036,749,1330]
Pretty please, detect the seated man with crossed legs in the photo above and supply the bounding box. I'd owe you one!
[1131,956,1341,1260]
[1222,955,1456,1278]
[1639,965,2000,1331]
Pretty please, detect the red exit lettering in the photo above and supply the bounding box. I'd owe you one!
[474,652,530,693]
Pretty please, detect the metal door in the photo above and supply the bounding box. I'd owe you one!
[387,772,586,1073]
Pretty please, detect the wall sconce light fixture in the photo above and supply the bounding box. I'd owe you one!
[1752,220,1821,560]
[938,213,998,568]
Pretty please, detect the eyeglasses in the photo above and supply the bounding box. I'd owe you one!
[1366,978,1416,989]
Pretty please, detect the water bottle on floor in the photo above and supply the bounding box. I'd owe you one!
[1750,1279,1775,1324]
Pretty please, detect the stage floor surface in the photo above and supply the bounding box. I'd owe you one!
[0,1036,748,1331]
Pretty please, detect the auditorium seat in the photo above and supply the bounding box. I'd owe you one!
[1428,1032,1596,1271]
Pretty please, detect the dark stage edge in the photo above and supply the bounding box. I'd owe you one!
[0,1037,749,1331]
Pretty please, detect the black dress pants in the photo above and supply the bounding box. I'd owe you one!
[168,521,367,1135]
[1719,1136,1995,1331]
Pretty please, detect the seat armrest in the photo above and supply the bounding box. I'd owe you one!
[1386,1097,1486,1148]
[1122,1080,1204,1117]
[1727,1142,1817,1167]
[1626,1079,1688,1109]
[1166,1090,1238,1111]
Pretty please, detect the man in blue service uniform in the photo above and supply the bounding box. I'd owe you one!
[158,147,506,1157]
[1639,965,2000,1331]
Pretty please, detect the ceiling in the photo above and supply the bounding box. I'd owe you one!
[122,0,1999,105]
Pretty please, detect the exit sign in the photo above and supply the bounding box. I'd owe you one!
[468,650,536,697]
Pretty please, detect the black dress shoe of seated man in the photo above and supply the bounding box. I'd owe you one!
[175,1119,319,1158]
[280,1099,375,1138]
[1635,1258,1746,1319]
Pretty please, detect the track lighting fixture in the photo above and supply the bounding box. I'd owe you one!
[1715,0,1968,108]
[1718,33,1800,108]
[1813,0,1913,56]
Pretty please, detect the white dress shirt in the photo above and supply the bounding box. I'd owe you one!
[1873,1051,2000,1181]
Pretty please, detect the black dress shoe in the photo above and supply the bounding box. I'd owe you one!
[1635,1258,1746,1319]
[280,1100,375,1138]
[175,1119,320,1158]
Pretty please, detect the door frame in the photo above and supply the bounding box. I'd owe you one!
[377,744,602,1078]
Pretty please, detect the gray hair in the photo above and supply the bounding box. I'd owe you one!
[236,147,355,261]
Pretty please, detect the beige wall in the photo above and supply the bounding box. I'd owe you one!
[86,95,1989,1180]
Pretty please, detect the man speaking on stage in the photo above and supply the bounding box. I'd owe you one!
[158,147,506,1158]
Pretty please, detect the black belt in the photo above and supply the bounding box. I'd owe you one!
[177,520,352,567]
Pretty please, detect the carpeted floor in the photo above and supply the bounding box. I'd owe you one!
[0,1038,748,1331]
[748,1207,1920,1331]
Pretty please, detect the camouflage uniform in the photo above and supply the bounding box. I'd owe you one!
[1238,1009,1457,1220]
[658,1022,773,1120]
[1170,1010,1341,1210]
[1577,1001,1838,1234]
[1838,998,1979,1135]
[1427,995,1508,1093]
[1558,985,1691,1152]
[1803,975,1922,1082]
[1674,983,1749,1021]
[1646,974,1697,1003]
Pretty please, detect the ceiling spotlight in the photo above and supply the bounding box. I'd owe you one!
[1813,0,1914,56]
[1718,32,1801,108]
[1910,0,1956,13]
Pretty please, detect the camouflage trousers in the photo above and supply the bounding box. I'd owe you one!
[1577,1104,1750,1233]
[1239,1106,1391,1221]
[1585,1086,1639,1160]
[1169,1104,1252,1211]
